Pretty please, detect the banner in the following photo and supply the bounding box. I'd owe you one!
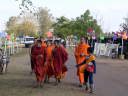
[100,36,104,40]
[94,43,100,56]
[99,43,106,56]
[113,34,117,41]
[94,43,119,57]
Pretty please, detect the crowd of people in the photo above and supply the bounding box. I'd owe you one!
[29,38,68,87]
[29,37,96,93]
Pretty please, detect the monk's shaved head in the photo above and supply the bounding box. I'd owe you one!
[80,37,86,44]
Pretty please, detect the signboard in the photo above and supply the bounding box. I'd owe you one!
[94,43,119,57]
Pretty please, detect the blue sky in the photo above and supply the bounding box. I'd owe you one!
[0,0,128,32]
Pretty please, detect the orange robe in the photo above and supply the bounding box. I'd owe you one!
[31,46,46,83]
[45,46,54,78]
[74,43,90,84]
[60,45,68,78]
[52,46,68,79]
[42,41,47,48]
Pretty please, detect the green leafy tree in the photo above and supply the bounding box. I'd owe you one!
[53,16,72,39]
[53,10,103,39]
[74,10,102,38]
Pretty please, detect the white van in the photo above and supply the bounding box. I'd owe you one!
[24,36,34,48]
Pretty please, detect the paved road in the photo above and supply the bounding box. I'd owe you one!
[95,58,128,96]
[0,49,128,96]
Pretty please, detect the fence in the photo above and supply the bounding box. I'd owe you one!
[2,42,24,56]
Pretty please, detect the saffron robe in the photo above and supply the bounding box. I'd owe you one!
[74,43,90,84]
[31,46,46,82]
[45,46,54,77]
[52,46,68,79]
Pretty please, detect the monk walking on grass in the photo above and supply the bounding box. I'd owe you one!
[74,37,90,87]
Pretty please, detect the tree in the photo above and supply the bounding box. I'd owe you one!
[120,17,128,32]
[6,16,18,35]
[74,10,102,38]
[38,7,53,36]
[53,16,72,39]
[6,15,37,36]
[18,20,37,36]
[53,10,103,39]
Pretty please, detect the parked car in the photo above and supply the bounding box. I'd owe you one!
[24,36,34,48]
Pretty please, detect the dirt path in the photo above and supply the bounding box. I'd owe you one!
[0,49,85,96]
[0,49,128,96]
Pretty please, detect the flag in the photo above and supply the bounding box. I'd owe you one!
[6,35,11,40]
[92,36,96,40]
[87,28,93,33]
[11,33,15,40]
[100,36,104,40]
[113,34,117,40]
[0,31,7,38]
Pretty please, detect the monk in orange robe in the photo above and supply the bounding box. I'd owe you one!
[74,37,90,87]
[31,40,46,87]
[45,40,54,82]
[41,38,47,48]
[42,41,47,48]
[52,40,68,85]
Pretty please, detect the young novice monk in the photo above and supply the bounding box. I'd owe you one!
[45,40,54,83]
[77,47,96,93]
